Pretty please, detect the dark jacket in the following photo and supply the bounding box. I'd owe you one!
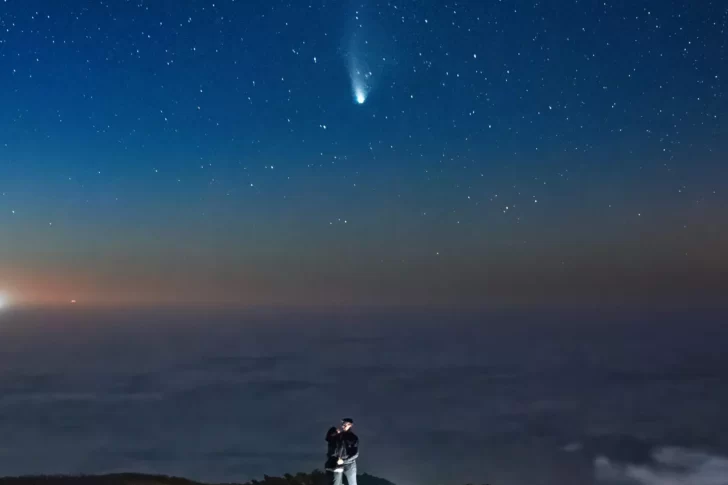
[325,427,359,467]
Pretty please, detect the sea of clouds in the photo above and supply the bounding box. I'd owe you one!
[1,308,726,485]
[596,447,728,485]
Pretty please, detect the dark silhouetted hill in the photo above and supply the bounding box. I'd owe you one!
[0,470,399,485]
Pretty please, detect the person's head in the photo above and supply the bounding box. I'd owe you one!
[341,418,354,431]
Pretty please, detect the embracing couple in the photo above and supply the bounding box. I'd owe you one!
[325,418,359,485]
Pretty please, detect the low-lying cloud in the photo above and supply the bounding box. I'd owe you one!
[596,447,728,485]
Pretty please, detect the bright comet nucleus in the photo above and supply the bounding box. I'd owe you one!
[355,87,367,104]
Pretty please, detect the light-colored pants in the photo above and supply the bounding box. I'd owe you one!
[329,461,357,485]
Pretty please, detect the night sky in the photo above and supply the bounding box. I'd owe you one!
[1,0,726,309]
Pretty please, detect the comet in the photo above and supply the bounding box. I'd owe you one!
[347,31,372,105]
[346,7,388,105]
[349,60,371,105]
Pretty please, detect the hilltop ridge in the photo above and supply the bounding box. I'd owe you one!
[0,470,400,485]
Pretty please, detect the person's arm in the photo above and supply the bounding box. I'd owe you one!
[342,435,359,464]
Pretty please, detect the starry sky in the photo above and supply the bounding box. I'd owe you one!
[1,0,726,309]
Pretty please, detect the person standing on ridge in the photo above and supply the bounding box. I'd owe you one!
[325,418,359,485]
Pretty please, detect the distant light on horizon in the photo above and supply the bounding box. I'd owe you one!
[0,292,8,310]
